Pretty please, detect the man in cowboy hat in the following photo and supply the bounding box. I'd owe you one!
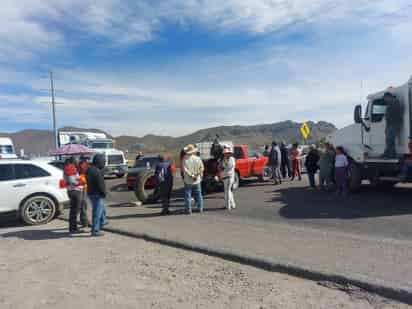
[182,144,205,214]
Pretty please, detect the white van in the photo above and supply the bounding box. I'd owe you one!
[0,137,18,159]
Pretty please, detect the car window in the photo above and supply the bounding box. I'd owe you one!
[234,147,244,159]
[247,148,257,159]
[0,145,14,154]
[14,164,51,180]
[0,164,14,181]
[371,99,387,123]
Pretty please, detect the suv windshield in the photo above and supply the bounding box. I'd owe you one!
[0,145,14,154]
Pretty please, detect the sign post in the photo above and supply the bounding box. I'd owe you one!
[300,122,311,144]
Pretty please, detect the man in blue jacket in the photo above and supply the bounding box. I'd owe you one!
[154,155,174,215]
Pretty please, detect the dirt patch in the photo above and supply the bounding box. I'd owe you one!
[0,221,407,309]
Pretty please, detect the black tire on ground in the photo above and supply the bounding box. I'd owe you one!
[20,194,57,225]
[134,169,160,204]
[258,166,272,182]
[116,173,125,178]
[347,162,362,192]
[232,171,240,191]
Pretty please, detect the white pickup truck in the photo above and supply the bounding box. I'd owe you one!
[330,76,412,191]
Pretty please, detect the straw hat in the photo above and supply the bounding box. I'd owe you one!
[184,144,198,155]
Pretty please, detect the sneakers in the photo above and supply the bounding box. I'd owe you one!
[91,231,105,237]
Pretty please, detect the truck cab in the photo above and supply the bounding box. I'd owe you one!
[330,76,412,191]
[0,137,18,159]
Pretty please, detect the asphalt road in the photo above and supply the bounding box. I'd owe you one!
[106,175,412,241]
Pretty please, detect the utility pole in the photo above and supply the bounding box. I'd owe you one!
[49,71,58,149]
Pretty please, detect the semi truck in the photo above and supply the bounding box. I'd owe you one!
[329,76,412,191]
[58,130,128,178]
[0,137,18,159]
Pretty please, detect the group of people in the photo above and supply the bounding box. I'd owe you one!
[63,154,108,236]
[304,143,349,196]
[155,142,237,216]
[265,141,350,196]
[264,142,304,184]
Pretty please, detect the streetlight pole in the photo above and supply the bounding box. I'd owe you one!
[49,71,58,149]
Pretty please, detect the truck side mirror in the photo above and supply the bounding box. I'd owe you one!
[354,105,362,124]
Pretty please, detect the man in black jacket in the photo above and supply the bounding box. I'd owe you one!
[86,154,107,237]
[383,92,402,158]
[280,142,290,179]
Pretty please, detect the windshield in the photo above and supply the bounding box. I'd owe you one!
[90,142,113,149]
[0,145,14,154]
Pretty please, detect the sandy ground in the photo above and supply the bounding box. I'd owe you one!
[0,220,408,309]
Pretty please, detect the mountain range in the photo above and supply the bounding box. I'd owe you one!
[0,121,336,156]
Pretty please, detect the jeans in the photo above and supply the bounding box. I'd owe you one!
[184,183,203,212]
[159,180,173,211]
[271,165,282,184]
[79,191,89,226]
[307,172,316,188]
[384,126,398,158]
[68,190,82,232]
[88,195,106,233]
[281,160,291,178]
[335,167,348,196]
[223,177,236,209]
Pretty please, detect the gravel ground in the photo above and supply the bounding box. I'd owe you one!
[0,220,408,309]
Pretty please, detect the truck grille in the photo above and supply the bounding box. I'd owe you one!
[108,155,123,165]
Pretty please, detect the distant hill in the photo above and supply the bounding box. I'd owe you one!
[115,121,337,154]
[1,121,336,156]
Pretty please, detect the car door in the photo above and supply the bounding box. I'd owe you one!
[0,164,18,212]
[234,147,247,177]
[11,164,52,206]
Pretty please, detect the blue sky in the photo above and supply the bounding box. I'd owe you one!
[1,0,412,136]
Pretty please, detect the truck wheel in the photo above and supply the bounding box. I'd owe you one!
[116,173,125,178]
[347,162,362,192]
[258,166,272,182]
[134,170,160,204]
[232,172,240,191]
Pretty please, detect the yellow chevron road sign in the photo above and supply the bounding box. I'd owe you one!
[300,122,310,140]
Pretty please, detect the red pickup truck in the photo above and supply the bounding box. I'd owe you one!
[202,145,270,193]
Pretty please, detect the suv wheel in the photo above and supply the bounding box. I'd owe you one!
[20,195,57,225]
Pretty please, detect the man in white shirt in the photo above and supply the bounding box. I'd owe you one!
[183,144,205,214]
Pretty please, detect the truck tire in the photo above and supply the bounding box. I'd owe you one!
[258,166,272,182]
[116,173,125,178]
[134,170,160,204]
[232,171,240,191]
[347,162,362,192]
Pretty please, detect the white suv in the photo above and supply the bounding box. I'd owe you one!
[0,160,69,225]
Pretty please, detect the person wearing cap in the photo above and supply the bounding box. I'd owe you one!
[183,144,204,214]
[383,92,402,158]
[221,147,236,210]
[304,145,320,189]
[269,141,282,185]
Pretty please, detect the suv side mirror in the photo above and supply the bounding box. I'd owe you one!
[354,105,362,124]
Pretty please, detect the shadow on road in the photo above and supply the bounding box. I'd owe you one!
[1,228,73,240]
[276,185,412,220]
[110,183,130,192]
[0,215,24,229]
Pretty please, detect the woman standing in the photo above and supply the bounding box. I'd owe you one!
[290,143,302,181]
[222,148,236,210]
[305,145,320,188]
[335,146,349,197]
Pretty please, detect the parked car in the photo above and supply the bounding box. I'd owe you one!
[126,155,176,203]
[202,144,270,193]
[0,160,69,225]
